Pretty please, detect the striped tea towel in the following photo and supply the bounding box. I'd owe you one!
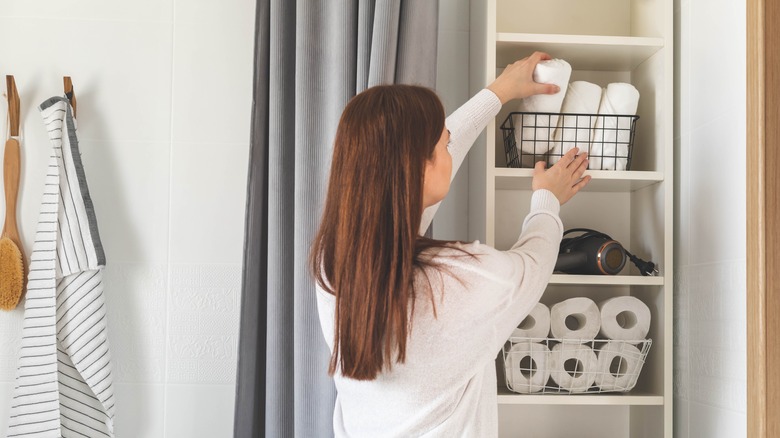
[6,97,115,437]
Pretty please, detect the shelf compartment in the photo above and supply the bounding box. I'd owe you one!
[494,168,663,192]
[549,275,663,286]
[496,33,664,71]
[497,387,664,406]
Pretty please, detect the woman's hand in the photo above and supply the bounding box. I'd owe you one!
[532,148,591,205]
[487,51,560,104]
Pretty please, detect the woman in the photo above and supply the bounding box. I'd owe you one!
[311,52,591,437]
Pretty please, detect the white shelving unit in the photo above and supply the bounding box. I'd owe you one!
[469,0,673,436]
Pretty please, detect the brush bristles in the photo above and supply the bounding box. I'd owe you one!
[0,237,24,311]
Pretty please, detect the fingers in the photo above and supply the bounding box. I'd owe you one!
[532,51,552,61]
[558,148,579,168]
[534,160,547,173]
[573,153,589,177]
[572,175,592,192]
[536,83,561,95]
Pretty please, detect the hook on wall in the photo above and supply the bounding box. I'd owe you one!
[63,76,76,118]
[6,76,19,137]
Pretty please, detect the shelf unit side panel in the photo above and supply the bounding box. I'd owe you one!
[468,0,494,244]
[631,50,668,173]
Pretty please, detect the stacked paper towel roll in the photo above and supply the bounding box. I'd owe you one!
[511,70,641,170]
[548,81,603,165]
[505,296,651,393]
[589,83,640,170]
[504,341,551,393]
[515,59,571,156]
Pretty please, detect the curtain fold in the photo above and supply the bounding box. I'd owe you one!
[236,1,439,436]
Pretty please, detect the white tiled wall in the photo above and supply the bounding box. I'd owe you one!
[0,0,254,436]
[0,2,472,436]
[674,0,747,436]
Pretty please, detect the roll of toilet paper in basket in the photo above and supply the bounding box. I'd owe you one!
[589,82,640,171]
[595,341,645,391]
[550,297,601,341]
[504,341,551,393]
[598,296,651,341]
[549,81,603,165]
[549,342,598,392]
[515,59,572,156]
[512,302,551,338]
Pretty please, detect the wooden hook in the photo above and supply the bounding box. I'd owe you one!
[64,76,77,118]
[6,76,19,137]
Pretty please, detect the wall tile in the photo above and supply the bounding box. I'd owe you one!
[78,140,171,264]
[0,313,23,382]
[104,264,168,383]
[170,8,254,144]
[0,18,174,144]
[168,141,249,264]
[174,0,255,25]
[0,382,14,437]
[166,264,241,384]
[164,384,236,438]
[0,0,173,22]
[113,383,166,438]
[688,112,746,266]
[676,2,747,436]
[688,401,746,437]
[689,0,745,130]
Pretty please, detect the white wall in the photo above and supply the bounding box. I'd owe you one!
[434,0,472,241]
[0,2,472,437]
[673,0,747,436]
[0,1,255,437]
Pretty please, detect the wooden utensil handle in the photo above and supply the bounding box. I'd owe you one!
[3,138,20,236]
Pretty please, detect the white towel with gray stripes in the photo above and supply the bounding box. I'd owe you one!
[6,97,114,438]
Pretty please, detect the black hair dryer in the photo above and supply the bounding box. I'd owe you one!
[554,228,658,276]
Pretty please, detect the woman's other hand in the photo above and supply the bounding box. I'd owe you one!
[531,148,591,205]
[487,51,560,104]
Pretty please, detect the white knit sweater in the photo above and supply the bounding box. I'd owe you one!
[316,89,564,437]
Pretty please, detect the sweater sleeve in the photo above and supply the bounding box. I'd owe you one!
[419,89,502,234]
[490,189,563,351]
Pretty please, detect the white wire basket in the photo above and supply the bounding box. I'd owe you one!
[502,337,652,394]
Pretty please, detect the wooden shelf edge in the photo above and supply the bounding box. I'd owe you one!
[494,168,664,181]
[496,32,665,48]
[549,274,664,286]
[497,392,665,406]
[493,169,665,192]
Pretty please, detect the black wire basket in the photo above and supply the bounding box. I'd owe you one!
[500,112,640,170]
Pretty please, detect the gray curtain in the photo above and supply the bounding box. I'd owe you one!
[235,1,440,437]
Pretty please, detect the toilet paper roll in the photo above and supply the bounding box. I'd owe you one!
[595,341,644,391]
[511,303,551,339]
[550,297,601,341]
[515,59,572,156]
[504,341,551,393]
[549,81,603,165]
[590,83,640,170]
[598,296,652,341]
[549,342,598,392]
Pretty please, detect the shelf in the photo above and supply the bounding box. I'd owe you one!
[549,274,663,286]
[496,33,664,71]
[494,168,664,192]
[497,387,664,406]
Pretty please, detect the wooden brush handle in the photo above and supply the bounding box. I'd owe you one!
[3,138,20,240]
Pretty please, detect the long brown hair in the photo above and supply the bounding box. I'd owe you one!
[310,84,450,380]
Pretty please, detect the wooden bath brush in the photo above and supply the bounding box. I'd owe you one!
[0,76,25,310]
